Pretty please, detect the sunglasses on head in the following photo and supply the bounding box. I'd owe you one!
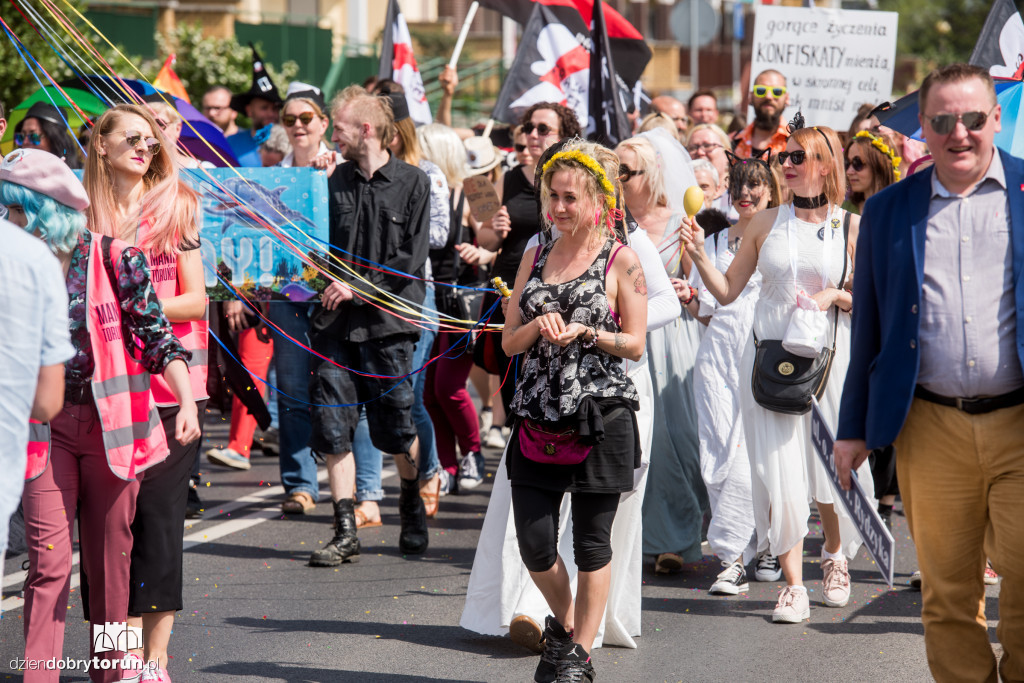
[104,129,161,155]
[282,112,317,127]
[618,165,644,183]
[924,105,996,135]
[514,143,527,153]
[777,150,808,166]
[522,121,556,136]
[15,132,42,147]
[753,85,786,98]
[847,156,866,172]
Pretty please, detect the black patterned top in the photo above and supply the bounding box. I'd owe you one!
[510,237,638,423]
[65,230,189,387]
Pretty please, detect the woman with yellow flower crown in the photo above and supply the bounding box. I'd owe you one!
[843,128,901,215]
[499,141,648,683]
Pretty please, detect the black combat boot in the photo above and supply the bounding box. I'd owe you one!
[398,478,428,555]
[309,498,360,566]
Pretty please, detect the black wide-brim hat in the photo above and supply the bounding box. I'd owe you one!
[231,44,282,113]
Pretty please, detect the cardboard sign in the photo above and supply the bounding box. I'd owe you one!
[810,397,895,588]
[183,167,330,302]
[750,6,899,130]
[463,175,501,223]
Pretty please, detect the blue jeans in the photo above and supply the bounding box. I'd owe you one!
[267,302,319,501]
[351,285,440,495]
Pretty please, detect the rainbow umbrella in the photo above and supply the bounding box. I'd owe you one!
[0,86,109,154]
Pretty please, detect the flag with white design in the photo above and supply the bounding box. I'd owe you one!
[586,0,630,145]
[492,3,591,126]
[379,0,432,126]
[970,0,1024,79]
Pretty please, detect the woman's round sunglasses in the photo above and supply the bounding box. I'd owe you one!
[619,165,644,183]
[103,129,161,155]
[777,150,807,166]
[15,132,42,147]
[522,121,556,136]
[846,156,866,172]
[282,112,317,127]
[924,105,997,135]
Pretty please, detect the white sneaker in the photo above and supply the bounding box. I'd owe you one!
[821,556,851,607]
[909,570,922,589]
[772,586,810,623]
[484,426,507,450]
[709,561,749,595]
[207,447,251,471]
[754,552,783,582]
[479,408,493,434]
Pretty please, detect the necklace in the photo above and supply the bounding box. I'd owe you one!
[792,193,828,209]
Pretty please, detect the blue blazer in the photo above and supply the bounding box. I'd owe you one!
[837,149,1024,448]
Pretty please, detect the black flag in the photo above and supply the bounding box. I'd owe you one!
[586,0,630,145]
[969,0,1024,79]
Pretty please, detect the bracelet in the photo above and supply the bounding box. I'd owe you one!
[582,326,598,348]
[682,286,697,306]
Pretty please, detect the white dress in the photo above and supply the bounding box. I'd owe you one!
[459,228,678,649]
[692,232,762,566]
[738,204,874,560]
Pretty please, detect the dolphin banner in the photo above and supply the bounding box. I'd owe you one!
[184,167,331,302]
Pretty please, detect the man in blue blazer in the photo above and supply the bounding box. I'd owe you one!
[836,63,1024,683]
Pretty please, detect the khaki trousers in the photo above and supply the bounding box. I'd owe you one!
[895,398,1024,683]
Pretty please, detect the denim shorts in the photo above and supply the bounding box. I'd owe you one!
[309,333,419,455]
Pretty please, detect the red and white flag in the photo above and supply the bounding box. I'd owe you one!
[379,0,432,126]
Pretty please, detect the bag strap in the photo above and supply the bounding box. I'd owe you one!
[827,210,852,352]
[100,236,144,362]
[449,189,467,277]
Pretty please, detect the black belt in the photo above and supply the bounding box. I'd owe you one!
[65,383,93,405]
[914,384,1024,415]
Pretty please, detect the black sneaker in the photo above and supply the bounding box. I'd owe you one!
[458,450,485,491]
[878,506,893,532]
[535,616,573,683]
[554,643,595,683]
[186,479,203,519]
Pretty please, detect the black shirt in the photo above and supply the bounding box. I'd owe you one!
[492,166,541,282]
[323,153,430,342]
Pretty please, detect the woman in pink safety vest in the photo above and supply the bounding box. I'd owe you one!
[83,103,208,683]
[0,147,201,683]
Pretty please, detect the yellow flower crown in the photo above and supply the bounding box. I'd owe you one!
[853,130,902,182]
[541,149,617,212]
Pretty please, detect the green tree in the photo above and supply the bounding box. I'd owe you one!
[878,0,1016,66]
[158,23,298,107]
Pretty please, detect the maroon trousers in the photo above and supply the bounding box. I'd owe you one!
[22,400,140,683]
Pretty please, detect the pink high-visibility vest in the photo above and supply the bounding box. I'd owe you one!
[143,242,210,407]
[25,235,169,481]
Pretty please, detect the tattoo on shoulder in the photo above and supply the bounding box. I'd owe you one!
[614,333,626,350]
[633,271,647,296]
[626,262,639,277]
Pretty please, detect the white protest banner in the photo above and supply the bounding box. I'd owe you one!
[810,397,895,588]
[750,6,898,130]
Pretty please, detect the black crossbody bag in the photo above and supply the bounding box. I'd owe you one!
[750,212,850,415]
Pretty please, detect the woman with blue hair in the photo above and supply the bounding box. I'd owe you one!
[0,147,201,683]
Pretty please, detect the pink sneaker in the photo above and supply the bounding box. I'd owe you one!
[118,653,145,682]
[821,557,851,607]
[985,561,1000,586]
[772,586,810,623]
[141,662,171,683]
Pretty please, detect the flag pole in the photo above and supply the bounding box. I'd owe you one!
[449,1,480,69]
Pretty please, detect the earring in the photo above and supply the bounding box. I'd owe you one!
[546,212,553,222]
[594,209,601,225]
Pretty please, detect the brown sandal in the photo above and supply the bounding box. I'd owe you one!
[281,491,315,515]
[419,473,441,518]
[354,504,382,529]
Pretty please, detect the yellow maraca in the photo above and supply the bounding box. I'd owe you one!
[678,185,705,269]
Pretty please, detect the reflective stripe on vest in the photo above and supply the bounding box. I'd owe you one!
[145,245,210,406]
[87,234,168,480]
[25,419,51,481]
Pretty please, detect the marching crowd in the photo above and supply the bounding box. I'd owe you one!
[1,53,1021,683]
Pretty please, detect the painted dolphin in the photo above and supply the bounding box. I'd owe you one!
[206,177,318,233]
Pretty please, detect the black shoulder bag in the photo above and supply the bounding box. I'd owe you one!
[750,212,850,415]
[433,190,484,349]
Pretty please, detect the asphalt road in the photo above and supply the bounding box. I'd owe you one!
[0,410,1003,682]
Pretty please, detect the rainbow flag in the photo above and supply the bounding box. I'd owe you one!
[153,55,190,104]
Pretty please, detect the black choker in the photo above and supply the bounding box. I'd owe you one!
[792,193,828,209]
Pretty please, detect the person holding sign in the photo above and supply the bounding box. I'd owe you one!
[733,70,791,160]
[3,148,200,683]
[836,63,1024,683]
[680,120,873,624]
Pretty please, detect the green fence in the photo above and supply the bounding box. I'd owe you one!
[86,7,158,59]
[235,21,333,87]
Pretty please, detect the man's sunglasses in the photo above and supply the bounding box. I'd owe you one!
[514,143,527,152]
[753,85,787,98]
[15,132,42,147]
[777,150,807,166]
[282,112,317,127]
[923,105,996,135]
[847,156,866,172]
[523,121,556,136]
[618,165,644,183]
[103,129,161,155]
